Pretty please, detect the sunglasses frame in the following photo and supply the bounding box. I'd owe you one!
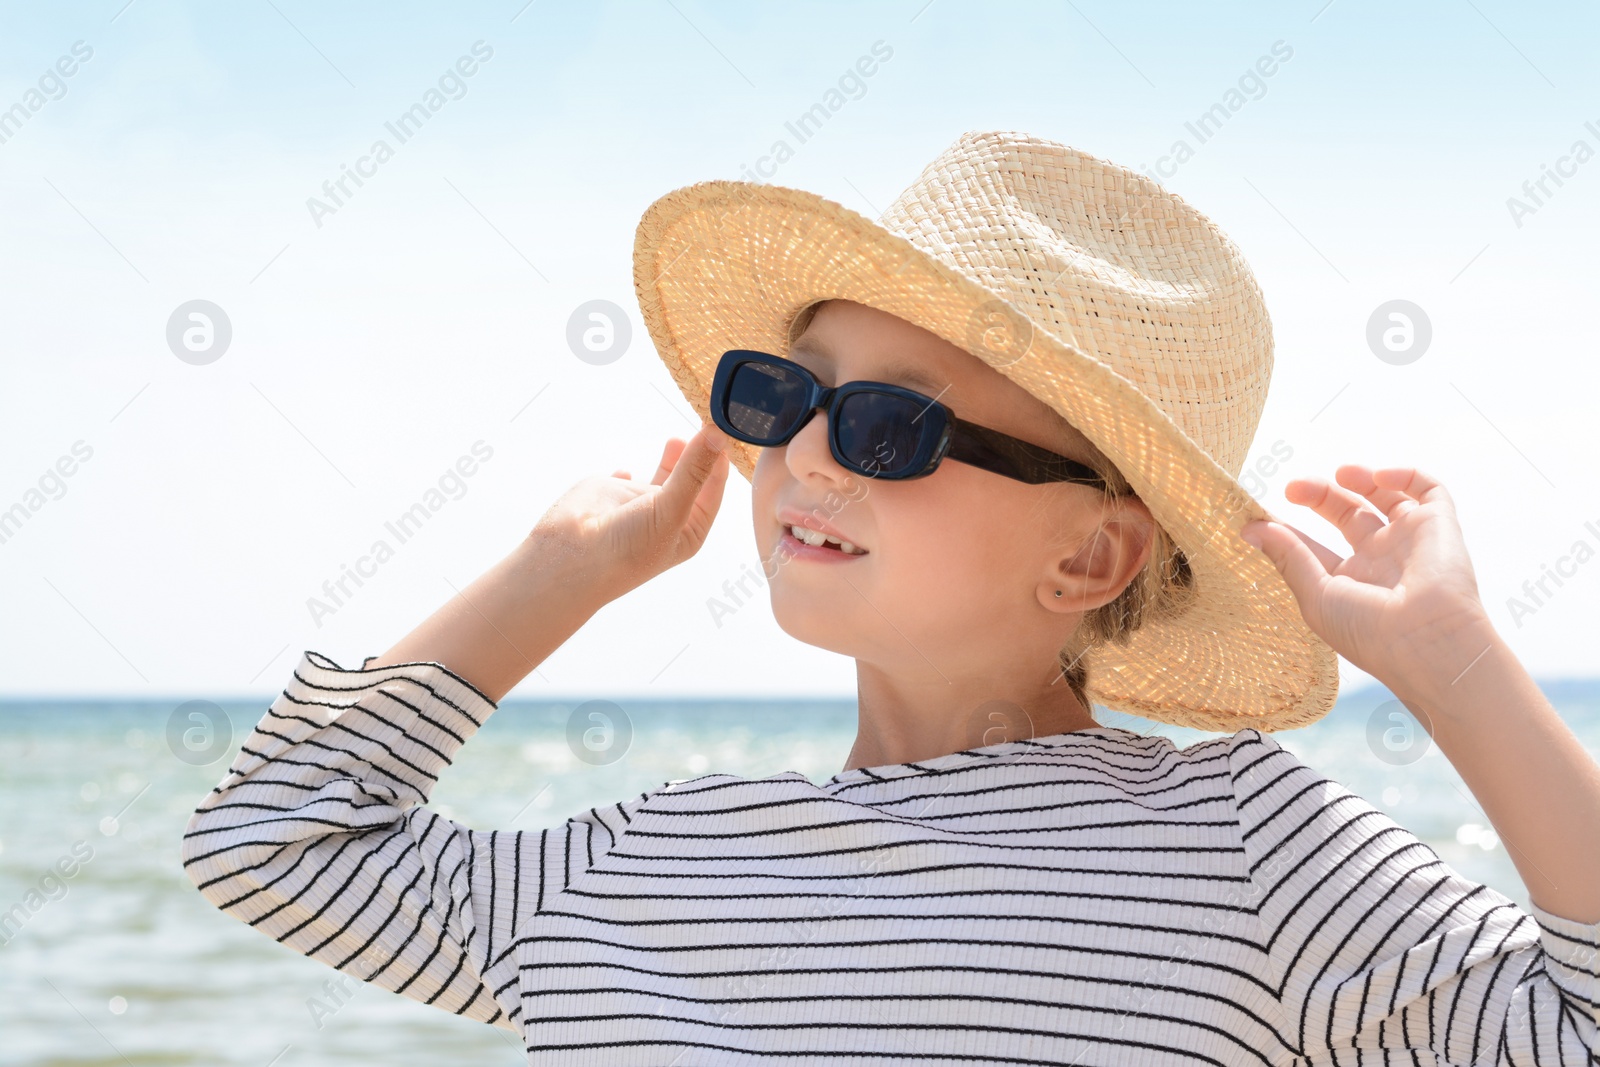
[709,349,1108,487]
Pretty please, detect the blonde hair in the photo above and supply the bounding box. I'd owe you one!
[1048,437,1198,720]
[785,299,1199,720]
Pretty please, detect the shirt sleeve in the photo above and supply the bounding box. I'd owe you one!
[1227,727,1599,1065]
[180,650,657,1035]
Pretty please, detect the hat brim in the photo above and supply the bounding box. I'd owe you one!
[633,179,1339,733]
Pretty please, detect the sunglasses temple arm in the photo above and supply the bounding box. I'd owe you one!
[947,419,1107,487]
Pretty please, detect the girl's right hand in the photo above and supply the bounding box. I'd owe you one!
[530,422,734,605]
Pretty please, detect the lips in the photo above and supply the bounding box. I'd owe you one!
[775,505,867,553]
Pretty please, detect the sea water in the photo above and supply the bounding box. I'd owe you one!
[1,682,1595,1065]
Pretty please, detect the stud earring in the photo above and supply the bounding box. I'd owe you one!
[1054,590,1062,598]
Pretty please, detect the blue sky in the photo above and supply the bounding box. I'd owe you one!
[2,0,1598,699]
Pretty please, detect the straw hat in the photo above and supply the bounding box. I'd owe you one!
[631,129,1339,733]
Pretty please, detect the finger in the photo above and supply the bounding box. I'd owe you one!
[681,447,733,551]
[1334,465,1421,523]
[1241,519,1328,608]
[1370,466,1453,511]
[651,438,688,487]
[1284,473,1389,550]
[1274,519,1344,572]
[654,425,731,532]
[612,469,632,480]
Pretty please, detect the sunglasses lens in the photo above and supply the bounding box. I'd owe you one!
[837,391,928,477]
[725,361,811,443]
[719,356,936,478]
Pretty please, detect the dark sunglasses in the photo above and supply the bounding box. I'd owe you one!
[708,349,1108,486]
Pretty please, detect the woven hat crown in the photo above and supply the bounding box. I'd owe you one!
[631,129,1340,732]
[871,131,1273,478]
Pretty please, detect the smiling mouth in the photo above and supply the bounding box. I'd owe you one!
[782,524,868,556]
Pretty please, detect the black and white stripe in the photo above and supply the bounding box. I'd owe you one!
[183,651,1599,1065]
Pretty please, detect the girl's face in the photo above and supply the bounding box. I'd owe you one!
[750,299,1157,688]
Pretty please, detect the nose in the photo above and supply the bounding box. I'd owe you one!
[783,403,828,463]
[783,403,856,486]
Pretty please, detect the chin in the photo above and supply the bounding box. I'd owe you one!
[770,604,860,658]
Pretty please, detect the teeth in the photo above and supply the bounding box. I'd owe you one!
[790,524,825,546]
[788,524,866,554]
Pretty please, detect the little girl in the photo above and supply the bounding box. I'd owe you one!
[182,132,1599,1064]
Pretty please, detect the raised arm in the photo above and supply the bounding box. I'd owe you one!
[1229,729,1598,1064]
[1237,467,1600,1058]
[1238,464,1600,924]
[181,426,731,1032]
[367,423,730,699]
[363,526,612,702]
[179,649,656,1032]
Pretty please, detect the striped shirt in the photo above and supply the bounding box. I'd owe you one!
[181,650,1600,1065]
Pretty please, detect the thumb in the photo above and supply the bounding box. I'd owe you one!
[1240,519,1325,606]
[653,425,730,531]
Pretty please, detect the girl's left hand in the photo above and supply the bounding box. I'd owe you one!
[1239,465,1493,695]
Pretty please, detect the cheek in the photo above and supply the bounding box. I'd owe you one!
[890,473,1044,581]
[872,514,1023,624]
[750,451,782,545]
[908,522,1008,574]
[881,478,1013,569]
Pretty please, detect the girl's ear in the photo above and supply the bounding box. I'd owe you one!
[1048,510,1155,612]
